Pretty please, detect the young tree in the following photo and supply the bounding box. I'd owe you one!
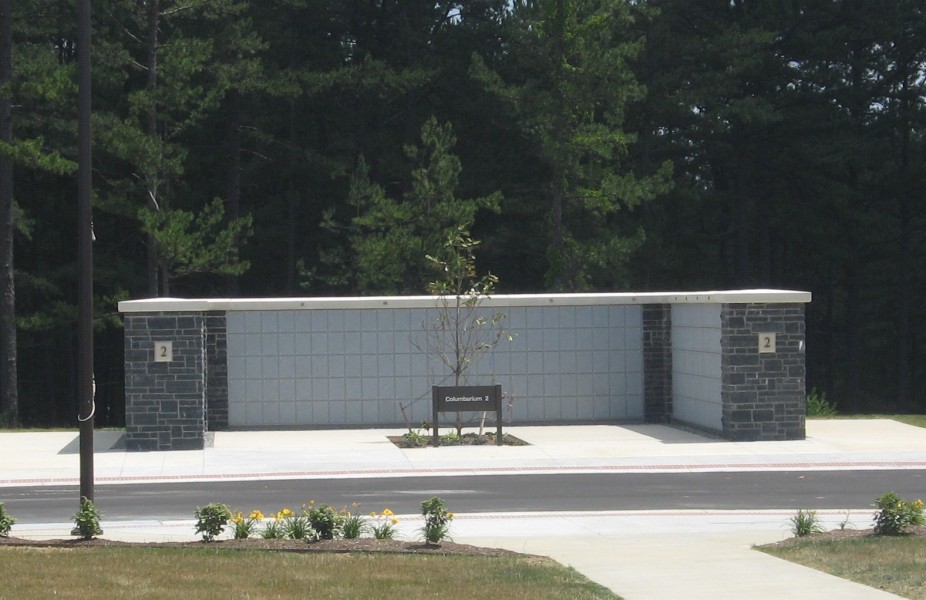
[422,226,510,434]
[425,226,509,388]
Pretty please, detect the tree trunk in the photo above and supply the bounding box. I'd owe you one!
[548,0,568,290]
[145,0,160,297]
[225,89,241,296]
[161,265,171,297]
[895,75,912,411]
[0,0,18,424]
[845,277,861,412]
[285,99,297,295]
[733,167,751,286]
[897,197,912,410]
[146,232,158,296]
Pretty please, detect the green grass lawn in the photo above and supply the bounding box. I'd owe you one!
[0,546,621,600]
[760,535,926,599]
[791,412,926,597]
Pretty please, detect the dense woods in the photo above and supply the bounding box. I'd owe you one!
[0,0,924,426]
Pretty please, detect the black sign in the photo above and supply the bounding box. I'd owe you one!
[433,385,501,412]
[431,384,503,446]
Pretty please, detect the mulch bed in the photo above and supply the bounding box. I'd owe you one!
[761,524,926,549]
[0,535,525,557]
[388,432,528,448]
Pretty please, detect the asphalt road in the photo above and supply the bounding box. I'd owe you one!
[3,470,925,523]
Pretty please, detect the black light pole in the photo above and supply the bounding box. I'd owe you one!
[77,0,94,504]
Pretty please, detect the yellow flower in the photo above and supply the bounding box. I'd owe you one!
[915,499,924,510]
[250,510,265,521]
[447,512,455,520]
[382,508,394,517]
[308,499,316,506]
[275,508,293,522]
[370,512,378,518]
[232,512,243,524]
[391,518,399,525]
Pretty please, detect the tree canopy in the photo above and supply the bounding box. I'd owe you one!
[1,0,925,425]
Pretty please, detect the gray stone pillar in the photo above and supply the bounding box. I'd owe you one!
[124,312,206,450]
[720,303,806,441]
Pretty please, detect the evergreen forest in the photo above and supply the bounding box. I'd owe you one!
[1,0,924,427]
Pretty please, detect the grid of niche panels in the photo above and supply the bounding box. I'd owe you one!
[671,304,723,430]
[225,304,644,427]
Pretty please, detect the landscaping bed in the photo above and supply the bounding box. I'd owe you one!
[0,534,524,557]
[389,432,528,448]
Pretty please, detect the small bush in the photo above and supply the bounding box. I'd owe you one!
[790,509,826,537]
[194,503,232,542]
[73,497,102,540]
[873,492,925,535]
[806,388,837,417]
[305,502,344,540]
[0,502,16,537]
[421,496,453,544]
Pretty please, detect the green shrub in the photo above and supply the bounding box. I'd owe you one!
[0,502,16,537]
[305,502,344,540]
[806,388,837,417]
[421,496,453,544]
[73,497,102,540]
[194,503,232,542]
[873,492,925,535]
[790,509,826,537]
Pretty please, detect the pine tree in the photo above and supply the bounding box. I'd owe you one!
[0,0,15,424]
[317,117,500,294]
[471,0,671,290]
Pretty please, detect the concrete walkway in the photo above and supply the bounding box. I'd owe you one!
[3,419,926,599]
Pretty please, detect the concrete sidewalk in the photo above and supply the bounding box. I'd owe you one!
[3,419,925,599]
[3,419,926,486]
